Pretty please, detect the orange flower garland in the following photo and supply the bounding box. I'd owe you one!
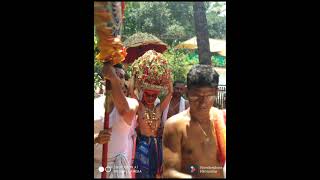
[94,2,127,64]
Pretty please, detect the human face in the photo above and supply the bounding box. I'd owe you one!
[187,86,217,113]
[142,89,160,106]
[173,83,185,98]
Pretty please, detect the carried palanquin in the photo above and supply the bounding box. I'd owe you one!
[131,50,171,91]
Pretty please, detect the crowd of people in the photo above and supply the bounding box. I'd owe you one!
[93,2,225,178]
[94,62,226,178]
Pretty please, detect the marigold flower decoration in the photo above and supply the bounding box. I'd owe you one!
[94,2,127,64]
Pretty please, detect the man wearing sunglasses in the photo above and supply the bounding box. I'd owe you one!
[163,64,226,178]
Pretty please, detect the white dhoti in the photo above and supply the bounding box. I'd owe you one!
[107,153,131,178]
[94,153,131,178]
[94,159,102,179]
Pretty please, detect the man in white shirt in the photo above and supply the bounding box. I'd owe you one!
[94,63,139,178]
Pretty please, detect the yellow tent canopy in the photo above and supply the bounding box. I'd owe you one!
[175,37,226,56]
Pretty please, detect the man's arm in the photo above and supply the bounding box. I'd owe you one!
[94,129,112,144]
[128,77,138,100]
[102,63,138,125]
[162,118,192,178]
[160,80,173,113]
[121,98,139,126]
[94,119,112,144]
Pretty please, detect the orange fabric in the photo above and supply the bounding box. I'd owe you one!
[213,109,226,166]
[223,109,226,124]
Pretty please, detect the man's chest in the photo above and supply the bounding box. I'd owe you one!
[181,136,219,164]
[180,121,222,163]
[168,101,180,117]
[181,137,223,178]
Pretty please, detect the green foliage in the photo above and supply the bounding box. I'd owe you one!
[212,54,226,67]
[125,64,133,79]
[123,2,172,42]
[94,73,102,90]
[206,2,226,39]
[94,30,103,95]
[123,2,226,45]
[186,50,226,67]
[163,47,195,83]
[207,13,226,39]
[165,2,195,41]
[94,60,103,77]
[165,22,186,44]
[94,2,226,94]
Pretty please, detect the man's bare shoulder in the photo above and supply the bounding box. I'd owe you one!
[165,109,190,130]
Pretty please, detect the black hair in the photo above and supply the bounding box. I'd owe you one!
[187,64,219,89]
[173,80,185,87]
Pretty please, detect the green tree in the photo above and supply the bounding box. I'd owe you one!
[95,2,226,92]
[166,2,195,40]
[122,2,226,45]
[123,2,172,41]
[163,47,194,83]
[165,22,186,45]
[206,2,226,39]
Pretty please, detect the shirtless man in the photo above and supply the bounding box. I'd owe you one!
[130,79,173,178]
[163,64,226,178]
[162,80,190,124]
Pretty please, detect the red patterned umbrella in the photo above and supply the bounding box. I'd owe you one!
[123,32,168,64]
